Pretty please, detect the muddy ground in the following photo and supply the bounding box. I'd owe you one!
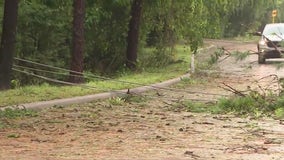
[0,40,284,160]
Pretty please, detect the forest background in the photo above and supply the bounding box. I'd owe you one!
[0,0,282,89]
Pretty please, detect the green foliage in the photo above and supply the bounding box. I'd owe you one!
[139,47,176,68]
[10,79,21,89]
[212,91,281,118]
[275,107,284,119]
[15,0,72,84]
[183,100,224,114]
[84,0,130,73]
[184,101,208,113]
[224,0,274,37]
[183,86,284,118]
[217,97,265,117]
[208,48,225,65]
[108,97,125,106]
[272,96,284,118]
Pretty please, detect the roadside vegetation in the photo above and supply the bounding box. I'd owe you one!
[0,107,38,129]
[0,44,191,106]
[184,94,284,119]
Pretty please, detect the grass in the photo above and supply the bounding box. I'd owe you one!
[183,92,284,119]
[108,97,125,106]
[0,45,191,107]
[0,107,38,129]
[0,108,38,119]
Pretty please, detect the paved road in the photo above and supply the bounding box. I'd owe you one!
[206,39,284,79]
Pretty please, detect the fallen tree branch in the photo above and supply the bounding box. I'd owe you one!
[220,82,246,97]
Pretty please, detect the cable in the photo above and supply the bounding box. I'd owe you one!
[14,64,68,75]
[12,67,229,104]
[12,68,99,90]
[14,57,228,96]
[13,64,85,79]
[14,57,148,85]
[15,57,123,81]
[15,63,234,94]
[12,67,137,96]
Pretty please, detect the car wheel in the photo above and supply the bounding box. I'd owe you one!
[258,52,266,64]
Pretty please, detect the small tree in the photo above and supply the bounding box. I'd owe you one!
[69,0,85,83]
[0,0,19,90]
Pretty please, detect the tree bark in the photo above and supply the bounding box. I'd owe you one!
[126,0,143,70]
[0,0,19,90]
[69,0,85,83]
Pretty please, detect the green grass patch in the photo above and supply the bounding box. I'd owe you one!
[272,97,284,119]
[0,108,38,119]
[183,101,222,114]
[214,96,273,117]
[0,108,38,129]
[183,93,284,119]
[182,77,284,119]
[275,108,284,119]
[108,97,126,106]
[184,101,208,113]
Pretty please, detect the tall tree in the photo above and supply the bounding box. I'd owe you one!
[69,0,85,83]
[126,0,143,70]
[0,0,19,90]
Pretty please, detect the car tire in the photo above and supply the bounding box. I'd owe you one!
[258,52,266,64]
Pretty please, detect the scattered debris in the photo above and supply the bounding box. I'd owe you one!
[184,150,200,159]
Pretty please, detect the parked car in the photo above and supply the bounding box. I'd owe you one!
[256,23,284,64]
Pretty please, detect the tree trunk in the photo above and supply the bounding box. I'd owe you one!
[126,0,143,70]
[0,0,19,90]
[69,0,85,83]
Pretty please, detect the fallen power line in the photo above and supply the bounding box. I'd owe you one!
[14,57,228,97]
[11,68,221,109]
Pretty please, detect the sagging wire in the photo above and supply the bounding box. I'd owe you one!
[12,67,222,103]
[14,57,228,97]
[12,68,100,90]
[14,64,73,77]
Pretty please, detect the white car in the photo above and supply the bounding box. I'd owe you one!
[257,23,284,64]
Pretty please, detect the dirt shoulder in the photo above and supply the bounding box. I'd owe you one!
[0,40,283,160]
